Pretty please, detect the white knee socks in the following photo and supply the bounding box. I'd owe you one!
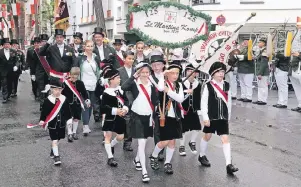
[67,123,72,135]
[180,133,186,146]
[138,139,147,174]
[152,144,163,158]
[111,137,119,147]
[190,130,199,143]
[164,147,175,164]
[105,143,113,159]
[52,140,59,156]
[223,143,231,165]
[73,121,78,134]
[199,138,208,157]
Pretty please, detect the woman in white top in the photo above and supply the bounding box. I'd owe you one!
[121,62,158,183]
[74,40,101,136]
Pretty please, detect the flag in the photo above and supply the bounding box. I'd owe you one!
[1,4,7,17]
[25,0,35,15]
[31,20,35,27]
[11,3,21,16]
[54,0,70,31]
[10,19,15,29]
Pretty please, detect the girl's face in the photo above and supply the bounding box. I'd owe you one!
[125,55,134,66]
[70,73,79,80]
[85,42,94,54]
[186,69,196,79]
[213,70,225,82]
[51,87,63,97]
[167,68,180,82]
[109,76,121,87]
[151,62,164,74]
[136,44,144,53]
[140,67,150,78]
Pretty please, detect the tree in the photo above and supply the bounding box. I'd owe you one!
[41,0,55,35]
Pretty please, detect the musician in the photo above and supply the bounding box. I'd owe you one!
[72,32,83,56]
[39,29,76,73]
[236,43,255,102]
[289,18,301,112]
[113,39,126,67]
[0,38,17,103]
[273,51,290,108]
[253,37,269,105]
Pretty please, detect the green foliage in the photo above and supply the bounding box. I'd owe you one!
[41,0,55,33]
[126,1,212,49]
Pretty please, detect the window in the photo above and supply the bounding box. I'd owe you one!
[192,0,220,5]
[240,0,264,4]
[107,29,113,40]
[117,6,121,19]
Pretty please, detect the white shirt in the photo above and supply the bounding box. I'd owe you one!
[4,49,9,60]
[124,66,132,78]
[136,54,144,63]
[149,72,164,89]
[57,44,64,57]
[131,79,153,116]
[116,50,124,60]
[97,44,105,60]
[201,79,232,121]
[158,78,185,118]
[81,58,98,91]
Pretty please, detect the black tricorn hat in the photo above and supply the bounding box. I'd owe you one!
[104,68,120,80]
[168,60,183,72]
[73,32,83,40]
[54,29,65,37]
[93,27,105,37]
[49,77,64,88]
[135,61,151,71]
[150,55,165,64]
[184,64,195,72]
[2,38,10,45]
[10,39,18,45]
[33,37,41,43]
[209,61,226,76]
[113,39,122,45]
[40,34,49,41]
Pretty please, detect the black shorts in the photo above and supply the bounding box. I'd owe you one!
[182,110,202,133]
[203,120,229,136]
[49,127,66,140]
[102,116,126,135]
[70,103,82,120]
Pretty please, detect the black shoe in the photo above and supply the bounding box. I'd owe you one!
[123,144,133,152]
[53,156,61,166]
[226,164,239,175]
[291,107,301,112]
[50,149,54,159]
[179,145,186,156]
[164,163,174,175]
[198,155,211,167]
[111,147,115,155]
[142,174,150,183]
[108,158,118,167]
[67,134,73,142]
[257,101,267,105]
[237,98,245,101]
[2,99,7,103]
[102,137,105,145]
[149,156,159,170]
[72,133,79,140]
[158,149,165,162]
[252,101,259,104]
[133,159,142,171]
[11,93,17,98]
[94,115,100,122]
[188,141,197,154]
[243,99,252,102]
[273,104,287,108]
[232,97,237,100]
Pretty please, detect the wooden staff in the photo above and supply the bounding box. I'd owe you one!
[160,48,170,127]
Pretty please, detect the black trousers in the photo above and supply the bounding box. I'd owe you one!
[124,114,132,144]
[31,80,38,98]
[36,73,49,108]
[1,73,13,100]
[11,72,21,95]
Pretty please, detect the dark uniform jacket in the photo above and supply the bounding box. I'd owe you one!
[93,44,119,69]
[275,53,290,72]
[0,48,17,76]
[62,79,89,104]
[27,47,47,78]
[15,49,25,74]
[237,54,255,74]
[256,47,270,76]
[182,79,202,113]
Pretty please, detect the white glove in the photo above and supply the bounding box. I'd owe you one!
[13,66,18,72]
[31,75,36,81]
[47,35,54,44]
[235,55,244,61]
[25,69,30,74]
[22,70,25,74]
[85,99,91,106]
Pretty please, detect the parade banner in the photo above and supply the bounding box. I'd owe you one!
[126,2,211,49]
[190,24,240,74]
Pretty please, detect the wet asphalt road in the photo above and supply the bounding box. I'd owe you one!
[0,74,301,187]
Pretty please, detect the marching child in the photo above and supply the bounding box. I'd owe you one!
[101,68,129,167]
[179,64,202,156]
[39,77,72,166]
[62,67,90,142]
[149,61,185,175]
[121,62,158,182]
[199,61,238,175]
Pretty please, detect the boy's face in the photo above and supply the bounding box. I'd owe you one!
[186,69,196,79]
[168,68,180,82]
[151,62,164,74]
[125,55,134,67]
[51,87,63,97]
[258,41,265,48]
[70,73,79,80]
[213,70,225,82]
[114,44,121,51]
[140,67,150,78]
[110,76,121,86]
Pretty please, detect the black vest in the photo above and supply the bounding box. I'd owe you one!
[182,80,202,113]
[207,81,229,120]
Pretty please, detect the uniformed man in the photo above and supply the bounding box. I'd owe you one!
[10,39,25,97]
[253,37,269,105]
[289,17,301,112]
[26,39,38,100]
[113,39,126,67]
[0,38,17,103]
[72,32,83,56]
[39,29,76,73]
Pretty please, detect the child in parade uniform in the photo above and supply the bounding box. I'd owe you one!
[179,64,202,156]
[39,77,72,166]
[199,61,238,175]
[101,68,129,167]
[62,67,90,142]
[121,62,158,183]
[149,61,185,175]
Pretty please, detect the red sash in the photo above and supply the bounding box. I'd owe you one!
[166,80,187,115]
[116,54,125,66]
[34,48,51,75]
[139,84,154,111]
[42,99,63,129]
[50,69,70,80]
[64,79,85,110]
[210,81,228,102]
[116,95,125,106]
